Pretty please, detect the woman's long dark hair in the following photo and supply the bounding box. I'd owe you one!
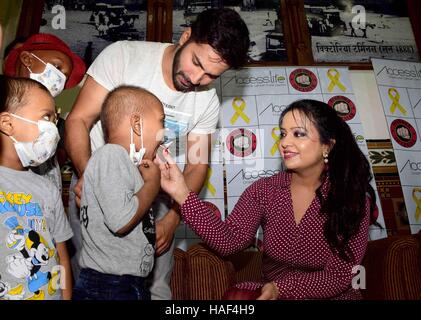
[279,99,377,262]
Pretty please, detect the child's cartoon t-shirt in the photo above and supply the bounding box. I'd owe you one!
[0,166,73,300]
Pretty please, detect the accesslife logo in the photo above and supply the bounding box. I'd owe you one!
[228,168,281,185]
[376,64,421,82]
[259,102,288,117]
[223,70,286,88]
[400,159,421,175]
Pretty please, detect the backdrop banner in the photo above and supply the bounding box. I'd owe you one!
[175,66,388,249]
[372,58,421,234]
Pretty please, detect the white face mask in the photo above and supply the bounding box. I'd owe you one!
[129,120,146,166]
[27,53,66,97]
[10,114,60,167]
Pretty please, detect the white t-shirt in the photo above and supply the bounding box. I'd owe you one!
[87,41,221,152]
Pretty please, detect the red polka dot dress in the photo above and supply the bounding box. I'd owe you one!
[180,171,370,300]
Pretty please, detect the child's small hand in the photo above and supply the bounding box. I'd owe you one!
[138,159,160,187]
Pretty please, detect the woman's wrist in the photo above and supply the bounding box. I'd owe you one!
[173,183,191,206]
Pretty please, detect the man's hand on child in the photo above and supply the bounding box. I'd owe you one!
[155,209,180,256]
[74,175,84,208]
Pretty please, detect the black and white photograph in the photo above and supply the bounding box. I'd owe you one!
[304,0,419,62]
[40,0,147,67]
[172,0,287,63]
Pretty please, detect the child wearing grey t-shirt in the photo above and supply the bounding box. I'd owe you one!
[73,85,164,300]
[0,76,73,300]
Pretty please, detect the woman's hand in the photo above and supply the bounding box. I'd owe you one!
[156,150,190,205]
[74,175,84,208]
[257,282,279,300]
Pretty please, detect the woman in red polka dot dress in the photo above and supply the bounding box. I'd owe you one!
[158,99,378,300]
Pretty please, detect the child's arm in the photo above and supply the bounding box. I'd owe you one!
[56,241,72,300]
[115,159,160,236]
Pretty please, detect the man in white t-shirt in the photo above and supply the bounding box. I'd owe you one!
[64,8,250,299]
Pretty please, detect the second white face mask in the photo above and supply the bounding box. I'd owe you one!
[129,120,146,166]
[10,114,60,167]
[27,53,66,97]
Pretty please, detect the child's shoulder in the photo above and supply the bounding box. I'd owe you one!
[87,143,133,173]
[28,171,60,195]
[85,144,140,187]
[0,165,59,196]
[92,143,128,161]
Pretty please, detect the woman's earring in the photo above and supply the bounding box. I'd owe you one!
[323,153,329,164]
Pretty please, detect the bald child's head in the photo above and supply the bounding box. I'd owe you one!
[100,85,165,159]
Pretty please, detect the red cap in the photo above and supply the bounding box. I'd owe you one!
[4,33,86,89]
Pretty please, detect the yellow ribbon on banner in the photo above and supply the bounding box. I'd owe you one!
[230,97,250,125]
[270,127,281,156]
[388,88,407,116]
[204,168,216,196]
[327,68,347,92]
[412,188,421,222]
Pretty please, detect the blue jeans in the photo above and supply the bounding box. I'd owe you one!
[73,268,151,300]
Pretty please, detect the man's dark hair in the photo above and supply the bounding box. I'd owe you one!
[190,8,250,69]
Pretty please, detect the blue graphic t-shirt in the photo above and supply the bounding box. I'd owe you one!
[0,166,73,300]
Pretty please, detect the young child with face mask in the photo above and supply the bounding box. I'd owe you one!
[3,33,85,98]
[3,33,86,194]
[72,85,165,300]
[0,75,73,300]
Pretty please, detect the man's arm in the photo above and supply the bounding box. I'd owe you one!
[64,76,109,177]
[183,132,212,191]
[155,132,211,255]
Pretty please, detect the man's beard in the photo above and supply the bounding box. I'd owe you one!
[172,45,197,93]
